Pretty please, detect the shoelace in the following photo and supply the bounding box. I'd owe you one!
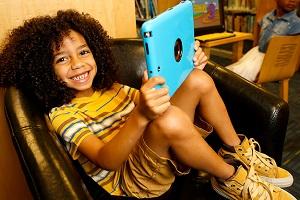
[242,165,276,200]
[242,138,278,175]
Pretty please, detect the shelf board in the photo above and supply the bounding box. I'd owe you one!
[225,8,256,15]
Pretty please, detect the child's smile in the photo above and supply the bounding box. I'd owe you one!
[53,30,97,97]
[71,72,88,81]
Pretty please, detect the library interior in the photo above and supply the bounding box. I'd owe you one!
[0,0,300,199]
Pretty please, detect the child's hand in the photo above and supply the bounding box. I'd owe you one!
[137,71,171,121]
[193,40,208,70]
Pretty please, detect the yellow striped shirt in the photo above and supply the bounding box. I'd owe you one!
[49,83,139,195]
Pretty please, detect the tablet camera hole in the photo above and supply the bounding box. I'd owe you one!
[144,31,152,38]
[174,38,183,62]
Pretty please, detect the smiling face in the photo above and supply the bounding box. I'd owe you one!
[53,30,97,98]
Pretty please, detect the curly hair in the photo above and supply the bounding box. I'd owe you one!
[0,9,118,112]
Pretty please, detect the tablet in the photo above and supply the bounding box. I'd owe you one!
[140,1,195,96]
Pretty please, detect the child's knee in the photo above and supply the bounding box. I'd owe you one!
[150,106,190,140]
[184,70,215,95]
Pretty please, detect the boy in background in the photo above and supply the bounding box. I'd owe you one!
[227,0,300,81]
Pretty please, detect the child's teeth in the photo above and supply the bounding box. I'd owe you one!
[73,72,87,80]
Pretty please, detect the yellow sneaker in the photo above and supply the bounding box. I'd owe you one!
[218,135,293,188]
[211,165,296,200]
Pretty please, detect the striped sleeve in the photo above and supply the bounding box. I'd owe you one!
[123,85,139,104]
[49,108,93,160]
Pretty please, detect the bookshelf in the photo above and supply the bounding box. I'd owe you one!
[224,0,256,33]
[136,0,258,35]
[135,0,158,20]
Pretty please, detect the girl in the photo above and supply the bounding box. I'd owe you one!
[0,9,295,200]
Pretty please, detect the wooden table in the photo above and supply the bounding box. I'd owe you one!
[199,32,253,62]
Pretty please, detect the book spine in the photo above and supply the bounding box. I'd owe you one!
[135,0,144,19]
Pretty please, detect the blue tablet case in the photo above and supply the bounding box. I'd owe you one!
[140,1,194,96]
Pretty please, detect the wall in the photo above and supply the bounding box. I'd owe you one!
[0,0,137,42]
[0,1,136,199]
[157,0,180,13]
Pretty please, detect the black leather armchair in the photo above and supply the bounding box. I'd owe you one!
[4,39,289,200]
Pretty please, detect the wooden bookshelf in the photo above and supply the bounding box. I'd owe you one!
[225,10,256,33]
[224,0,256,33]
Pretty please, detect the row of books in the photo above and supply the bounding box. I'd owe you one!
[224,0,256,11]
[225,14,255,33]
[224,0,256,33]
[135,0,158,20]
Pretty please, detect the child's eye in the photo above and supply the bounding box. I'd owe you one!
[55,57,68,64]
[80,49,91,56]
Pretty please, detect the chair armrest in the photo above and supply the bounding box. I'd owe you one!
[4,87,92,200]
[204,61,289,164]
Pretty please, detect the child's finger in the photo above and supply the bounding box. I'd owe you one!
[193,47,207,61]
[193,42,202,62]
[193,42,208,69]
[196,62,207,70]
[142,70,148,84]
[142,76,165,91]
[194,40,200,51]
[152,101,171,116]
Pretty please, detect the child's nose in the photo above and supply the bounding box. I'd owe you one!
[71,58,84,70]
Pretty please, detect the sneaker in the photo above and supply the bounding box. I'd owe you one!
[218,135,293,188]
[211,165,296,200]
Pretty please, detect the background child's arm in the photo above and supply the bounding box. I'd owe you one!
[78,75,170,170]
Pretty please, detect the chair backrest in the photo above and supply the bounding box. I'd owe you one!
[257,35,300,83]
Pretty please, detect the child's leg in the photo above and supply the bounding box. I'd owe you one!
[170,69,240,146]
[170,68,293,188]
[143,105,234,180]
[142,86,295,200]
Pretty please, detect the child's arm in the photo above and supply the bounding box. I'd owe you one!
[74,42,205,170]
[78,75,170,170]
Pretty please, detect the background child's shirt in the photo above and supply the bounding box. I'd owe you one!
[49,82,139,195]
[258,10,300,53]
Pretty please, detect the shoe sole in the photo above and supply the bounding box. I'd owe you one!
[211,177,237,200]
[211,177,297,200]
[260,175,294,188]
